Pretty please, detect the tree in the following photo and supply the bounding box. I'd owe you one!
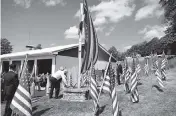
[108,46,124,61]
[1,38,13,55]
[108,46,118,59]
[160,0,176,36]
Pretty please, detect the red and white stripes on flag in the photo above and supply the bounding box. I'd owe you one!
[109,62,121,116]
[155,69,164,88]
[130,71,139,103]
[90,62,99,108]
[102,75,111,93]
[161,51,167,80]
[161,58,167,70]
[11,56,32,116]
[144,58,149,76]
[80,0,99,74]
[136,57,141,74]
[124,68,131,93]
[130,58,139,103]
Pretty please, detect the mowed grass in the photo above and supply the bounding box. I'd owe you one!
[1,57,176,116]
[2,67,176,116]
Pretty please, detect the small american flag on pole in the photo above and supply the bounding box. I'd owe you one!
[144,58,149,76]
[136,57,141,74]
[11,55,32,116]
[109,62,121,116]
[90,61,99,110]
[155,56,164,88]
[124,58,130,93]
[161,51,167,80]
[124,68,131,93]
[130,58,139,103]
[102,74,111,93]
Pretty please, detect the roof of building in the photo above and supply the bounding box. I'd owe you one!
[0,43,116,62]
[0,44,79,59]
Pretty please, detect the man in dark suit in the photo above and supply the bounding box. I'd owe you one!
[116,62,123,85]
[3,64,19,116]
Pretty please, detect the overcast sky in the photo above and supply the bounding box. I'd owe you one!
[2,0,167,53]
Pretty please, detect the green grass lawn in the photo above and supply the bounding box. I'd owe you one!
[1,67,176,116]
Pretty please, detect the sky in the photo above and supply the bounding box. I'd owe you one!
[1,0,167,53]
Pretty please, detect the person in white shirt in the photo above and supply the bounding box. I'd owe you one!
[49,67,67,99]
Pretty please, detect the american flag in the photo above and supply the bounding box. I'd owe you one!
[80,0,99,74]
[124,58,130,93]
[124,68,131,93]
[154,55,164,88]
[144,58,149,76]
[130,58,139,103]
[136,57,141,74]
[155,68,164,88]
[102,73,111,93]
[161,51,167,68]
[11,58,32,116]
[90,61,99,109]
[109,62,120,116]
[161,51,167,80]
[102,54,112,93]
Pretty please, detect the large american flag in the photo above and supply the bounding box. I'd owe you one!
[130,58,139,103]
[11,58,32,116]
[109,62,120,116]
[80,0,99,74]
[90,61,99,109]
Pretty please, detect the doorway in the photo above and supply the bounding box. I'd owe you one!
[37,59,52,75]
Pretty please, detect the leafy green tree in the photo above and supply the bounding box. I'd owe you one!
[160,0,176,36]
[108,46,119,59]
[1,38,13,55]
[108,46,124,60]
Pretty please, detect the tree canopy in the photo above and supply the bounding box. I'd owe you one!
[1,38,13,55]
[160,0,176,36]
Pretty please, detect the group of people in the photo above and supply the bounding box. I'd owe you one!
[34,73,49,91]
[1,63,68,116]
[1,61,123,116]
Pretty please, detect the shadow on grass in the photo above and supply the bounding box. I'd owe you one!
[152,85,164,92]
[32,105,39,112]
[33,108,51,116]
[138,82,143,86]
[95,105,106,116]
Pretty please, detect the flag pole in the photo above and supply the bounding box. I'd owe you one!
[78,3,84,89]
[20,54,28,78]
[97,53,112,104]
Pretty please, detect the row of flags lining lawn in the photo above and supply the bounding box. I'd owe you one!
[9,0,168,115]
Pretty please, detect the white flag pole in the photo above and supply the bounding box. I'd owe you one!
[78,3,84,89]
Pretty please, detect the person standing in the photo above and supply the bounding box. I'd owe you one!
[116,62,123,85]
[3,64,19,116]
[49,67,67,99]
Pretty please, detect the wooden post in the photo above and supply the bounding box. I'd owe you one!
[78,3,84,89]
